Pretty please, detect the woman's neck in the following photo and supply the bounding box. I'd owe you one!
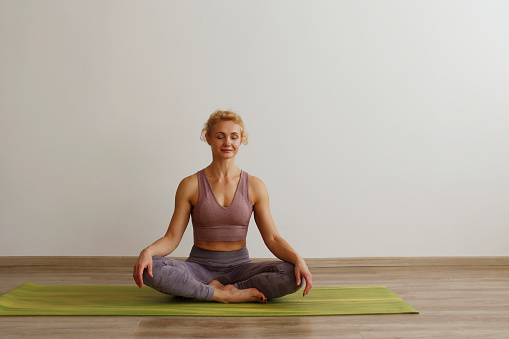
[206,160,240,179]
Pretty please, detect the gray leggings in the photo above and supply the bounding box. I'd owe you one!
[143,245,302,301]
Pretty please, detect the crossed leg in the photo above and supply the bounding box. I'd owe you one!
[228,261,303,299]
[143,256,267,303]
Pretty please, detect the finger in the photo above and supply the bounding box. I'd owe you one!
[304,281,312,296]
[299,273,310,296]
[148,263,153,278]
[304,277,313,296]
[137,268,144,288]
[295,270,301,286]
[133,267,139,286]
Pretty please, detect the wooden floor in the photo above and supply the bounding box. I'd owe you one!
[1,257,508,338]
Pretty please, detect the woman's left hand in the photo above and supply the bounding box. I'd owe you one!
[295,258,313,297]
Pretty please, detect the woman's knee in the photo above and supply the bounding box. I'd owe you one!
[278,262,302,292]
[142,257,214,300]
[261,262,302,299]
[143,256,176,288]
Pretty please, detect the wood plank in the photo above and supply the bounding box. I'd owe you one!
[1,256,508,268]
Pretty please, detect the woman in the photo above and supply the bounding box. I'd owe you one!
[133,110,312,303]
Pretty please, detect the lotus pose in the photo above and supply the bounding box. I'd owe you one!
[133,110,312,303]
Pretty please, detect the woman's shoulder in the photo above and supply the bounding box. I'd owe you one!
[248,173,265,187]
[248,173,269,199]
[175,172,199,205]
[182,171,199,184]
[177,172,199,193]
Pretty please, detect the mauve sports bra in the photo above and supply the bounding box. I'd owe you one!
[191,169,253,242]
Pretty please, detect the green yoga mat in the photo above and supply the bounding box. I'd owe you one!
[0,283,418,316]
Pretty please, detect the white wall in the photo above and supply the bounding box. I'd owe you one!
[1,0,508,257]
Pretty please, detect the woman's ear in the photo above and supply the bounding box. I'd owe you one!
[205,132,211,145]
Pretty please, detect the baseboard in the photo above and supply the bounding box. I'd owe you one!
[304,256,509,267]
[0,256,140,268]
[1,256,508,268]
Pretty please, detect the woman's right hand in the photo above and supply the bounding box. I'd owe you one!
[133,249,153,288]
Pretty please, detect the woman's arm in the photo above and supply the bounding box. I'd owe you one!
[250,175,313,296]
[132,175,196,288]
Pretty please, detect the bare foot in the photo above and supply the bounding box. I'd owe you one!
[224,285,267,303]
[209,281,267,304]
[208,280,227,290]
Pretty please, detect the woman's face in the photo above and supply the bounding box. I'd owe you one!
[206,120,243,160]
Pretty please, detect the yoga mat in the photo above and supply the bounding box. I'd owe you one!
[0,283,418,316]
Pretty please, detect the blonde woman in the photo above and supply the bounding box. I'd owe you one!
[133,110,312,303]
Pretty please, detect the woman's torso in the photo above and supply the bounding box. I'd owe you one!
[189,168,253,251]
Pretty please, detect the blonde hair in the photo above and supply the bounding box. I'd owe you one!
[200,109,249,145]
